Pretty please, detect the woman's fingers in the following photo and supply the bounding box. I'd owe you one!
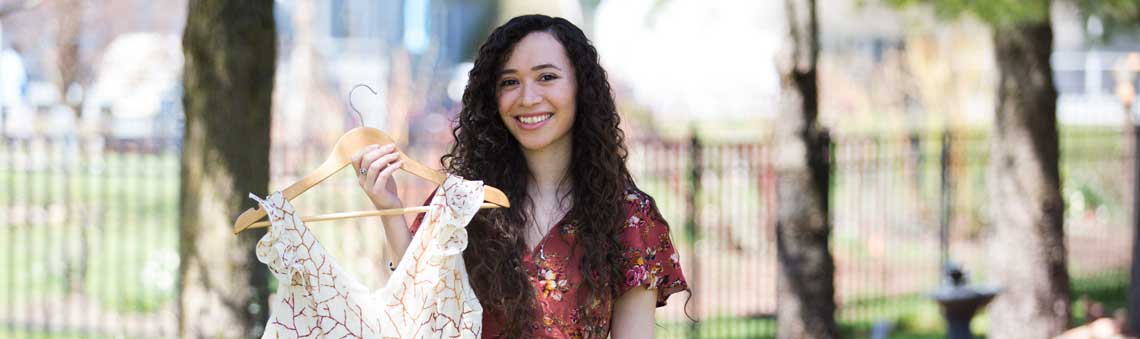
[371,160,403,193]
[349,143,404,210]
[364,150,400,187]
[353,144,381,175]
[357,144,394,179]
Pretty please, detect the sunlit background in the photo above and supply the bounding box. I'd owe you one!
[0,0,1137,338]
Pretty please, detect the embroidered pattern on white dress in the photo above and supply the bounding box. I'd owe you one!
[250,174,483,338]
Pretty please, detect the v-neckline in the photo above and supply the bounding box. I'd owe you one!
[525,217,568,257]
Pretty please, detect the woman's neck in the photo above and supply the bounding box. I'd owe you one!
[523,135,573,196]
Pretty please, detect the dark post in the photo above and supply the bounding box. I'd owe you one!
[821,128,832,231]
[686,127,702,339]
[931,132,1000,339]
[910,132,923,200]
[940,131,951,271]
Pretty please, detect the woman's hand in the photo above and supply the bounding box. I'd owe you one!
[351,143,405,210]
[351,143,413,265]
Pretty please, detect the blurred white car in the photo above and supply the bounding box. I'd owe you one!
[81,32,183,147]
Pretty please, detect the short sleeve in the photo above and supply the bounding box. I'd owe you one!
[409,209,425,236]
[617,189,690,307]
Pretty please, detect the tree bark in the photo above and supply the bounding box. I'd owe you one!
[986,18,1071,339]
[1130,112,1140,334]
[774,0,838,338]
[1116,53,1140,335]
[179,1,275,338]
[52,0,88,296]
[54,0,83,116]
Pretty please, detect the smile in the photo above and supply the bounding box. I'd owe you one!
[515,113,554,130]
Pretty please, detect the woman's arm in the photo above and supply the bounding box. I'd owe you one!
[352,143,413,263]
[380,214,412,263]
[610,286,656,338]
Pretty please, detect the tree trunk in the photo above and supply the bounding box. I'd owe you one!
[1130,112,1140,335]
[987,18,1071,339]
[1117,54,1140,335]
[179,1,276,338]
[774,0,838,338]
[54,0,82,113]
[53,0,88,296]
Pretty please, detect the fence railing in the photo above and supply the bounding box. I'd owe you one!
[0,128,1131,338]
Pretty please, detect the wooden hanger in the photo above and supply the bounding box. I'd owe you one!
[232,126,511,234]
[233,86,508,234]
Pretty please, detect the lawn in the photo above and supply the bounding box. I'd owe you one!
[0,161,180,313]
[655,270,1128,339]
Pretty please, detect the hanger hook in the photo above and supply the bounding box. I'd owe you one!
[348,84,378,127]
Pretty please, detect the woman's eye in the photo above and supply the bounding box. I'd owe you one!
[499,79,519,87]
[539,74,559,82]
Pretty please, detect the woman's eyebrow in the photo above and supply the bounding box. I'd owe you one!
[530,64,561,71]
[499,63,562,76]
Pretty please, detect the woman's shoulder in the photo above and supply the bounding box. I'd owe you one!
[619,185,667,228]
[621,185,656,211]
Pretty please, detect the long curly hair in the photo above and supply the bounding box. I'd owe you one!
[441,14,632,338]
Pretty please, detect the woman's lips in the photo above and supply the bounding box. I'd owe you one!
[515,113,553,130]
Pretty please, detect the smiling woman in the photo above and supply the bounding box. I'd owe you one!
[351,14,690,339]
[495,32,577,154]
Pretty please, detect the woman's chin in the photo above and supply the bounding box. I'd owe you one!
[518,140,551,152]
[512,129,571,153]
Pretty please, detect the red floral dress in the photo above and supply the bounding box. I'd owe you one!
[410,187,689,339]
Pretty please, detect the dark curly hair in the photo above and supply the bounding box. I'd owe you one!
[442,14,632,338]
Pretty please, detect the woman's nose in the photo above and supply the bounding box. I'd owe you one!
[521,82,542,106]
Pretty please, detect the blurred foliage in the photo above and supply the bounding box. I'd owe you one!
[1080,0,1140,43]
[883,0,1050,27]
[881,0,1138,29]
[1081,0,1140,22]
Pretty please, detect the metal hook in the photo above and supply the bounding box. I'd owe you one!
[348,84,378,127]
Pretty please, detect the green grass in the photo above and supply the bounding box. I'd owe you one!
[655,270,1127,339]
[0,150,180,313]
[0,209,179,313]
[0,326,160,339]
[657,315,774,339]
[1070,270,1130,322]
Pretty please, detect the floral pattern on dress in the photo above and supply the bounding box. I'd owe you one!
[411,187,689,339]
[615,189,688,308]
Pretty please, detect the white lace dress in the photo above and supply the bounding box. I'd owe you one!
[249,174,483,338]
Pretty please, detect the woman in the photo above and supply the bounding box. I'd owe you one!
[352,14,688,338]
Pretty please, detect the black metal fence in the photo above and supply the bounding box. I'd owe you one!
[0,128,1131,338]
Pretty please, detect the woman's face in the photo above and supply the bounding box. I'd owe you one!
[496,31,577,153]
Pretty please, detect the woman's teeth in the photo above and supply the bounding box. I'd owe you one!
[519,114,553,124]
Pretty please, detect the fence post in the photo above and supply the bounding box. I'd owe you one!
[686,127,702,339]
[821,128,832,226]
[909,132,922,203]
[939,131,952,272]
